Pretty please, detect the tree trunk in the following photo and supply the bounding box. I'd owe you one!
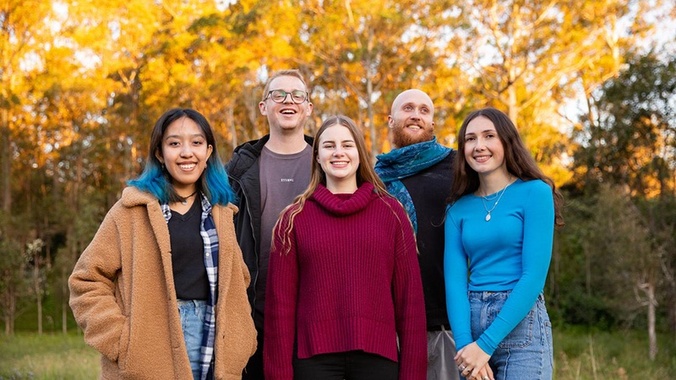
[62,263,69,334]
[646,283,657,360]
[367,74,376,160]
[34,258,43,335]
[584,241,592,296]
[671,287,676,344]
[365,30,377,161]
[227,106,236,153]
[1,109,11,213]
[3,276,15,335]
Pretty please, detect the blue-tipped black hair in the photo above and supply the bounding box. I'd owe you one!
[128,108,236,205]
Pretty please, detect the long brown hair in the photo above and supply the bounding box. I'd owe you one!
[449,107,564,227]
[274,115,390,254]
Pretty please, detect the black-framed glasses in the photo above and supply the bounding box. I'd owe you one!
[265,89,309,104]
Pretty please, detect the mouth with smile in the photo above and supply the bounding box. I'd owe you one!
[178,163,197,171]
[473,155,491,163]
[279,107,297,115]
[330,160,349,168]
[405,123,423,131]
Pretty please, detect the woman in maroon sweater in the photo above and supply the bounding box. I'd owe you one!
[263,115,427,380]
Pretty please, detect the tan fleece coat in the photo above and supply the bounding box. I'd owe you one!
[69,187,257,380]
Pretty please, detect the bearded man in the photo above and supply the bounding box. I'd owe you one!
[375,89,459,380]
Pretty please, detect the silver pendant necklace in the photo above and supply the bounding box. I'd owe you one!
[480,178,513,222]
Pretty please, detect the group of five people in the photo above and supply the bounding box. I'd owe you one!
[69,69,563,380]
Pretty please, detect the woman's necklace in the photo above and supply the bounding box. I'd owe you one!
[180,191,198,205]
[480,178,513,222]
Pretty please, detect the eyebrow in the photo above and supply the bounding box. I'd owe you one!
[403,102,428,107]
[465,128,496,135]
[164,133,205,139]
[322,138,355,143]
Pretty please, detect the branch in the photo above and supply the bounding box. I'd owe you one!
[636,282,658,307]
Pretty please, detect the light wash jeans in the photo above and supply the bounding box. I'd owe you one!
[178,299,207,380]
[466,291,553,380]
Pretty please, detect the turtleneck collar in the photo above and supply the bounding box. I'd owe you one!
[310,182,376,216]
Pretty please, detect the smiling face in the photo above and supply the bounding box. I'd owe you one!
[259,75,313,135]
[316,124,360,193]
[388,89,435,148]
[155,116,213,194]
[463,115,507,177]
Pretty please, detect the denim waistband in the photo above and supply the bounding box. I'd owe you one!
[468,290,545,302]
[177,299,208,307]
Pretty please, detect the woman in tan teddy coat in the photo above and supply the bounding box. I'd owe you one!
[69,108,256,380]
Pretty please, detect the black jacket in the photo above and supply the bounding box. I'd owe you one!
[225,134,314,328]
[400,151,455,329]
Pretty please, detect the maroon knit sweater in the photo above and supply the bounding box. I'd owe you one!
[263,182,427,379]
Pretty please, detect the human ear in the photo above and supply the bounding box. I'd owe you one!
[155,149,164,164]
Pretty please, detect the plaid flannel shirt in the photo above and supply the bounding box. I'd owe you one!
[162,194,218,380]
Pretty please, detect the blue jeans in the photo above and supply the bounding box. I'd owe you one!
[467,291,553,380]
[178,299,207,380]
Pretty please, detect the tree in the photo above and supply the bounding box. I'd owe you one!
[0,0,53,213]
[572,51,676,197]
[637,195,676,341]
[1,0,673,336]
[443,0,648,184]
[0,210,31,335]
[26,239,45,334]
[566,38,676,346]
[581,186,661,359]
[0,241,25,335]
[299,0,453,156]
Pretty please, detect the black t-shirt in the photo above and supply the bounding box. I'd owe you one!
[168,196,208,300]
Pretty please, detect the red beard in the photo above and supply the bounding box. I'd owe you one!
[391,120,434,148]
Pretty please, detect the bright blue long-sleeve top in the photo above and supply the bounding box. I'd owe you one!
[444,178,554,355]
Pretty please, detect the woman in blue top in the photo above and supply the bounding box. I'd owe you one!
[444,108,564,380]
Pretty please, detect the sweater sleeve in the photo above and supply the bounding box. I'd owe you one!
[263,211,299,380]
[68,207,126,362]
[390,201,427,380]
[443,206,473,351]
[475,181,555,354]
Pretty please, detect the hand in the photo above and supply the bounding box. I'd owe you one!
[472,363,494,380]
[455,342,492,380]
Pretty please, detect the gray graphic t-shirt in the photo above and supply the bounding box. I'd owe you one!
[256,144,312,313]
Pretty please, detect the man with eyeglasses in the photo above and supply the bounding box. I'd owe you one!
[226,69,314,380]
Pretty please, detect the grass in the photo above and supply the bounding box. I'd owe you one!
[0,327,674,379]
[554,326,675,379]
[0,333,99,379]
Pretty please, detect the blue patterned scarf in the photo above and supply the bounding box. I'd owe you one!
[375,137,452,232]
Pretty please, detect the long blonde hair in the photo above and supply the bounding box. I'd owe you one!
[273,115,389,255]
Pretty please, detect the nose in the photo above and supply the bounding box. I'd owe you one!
[282,93,294,104]
[474,137,486,151]
[180,144,194,157]
[332,146,345,156]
